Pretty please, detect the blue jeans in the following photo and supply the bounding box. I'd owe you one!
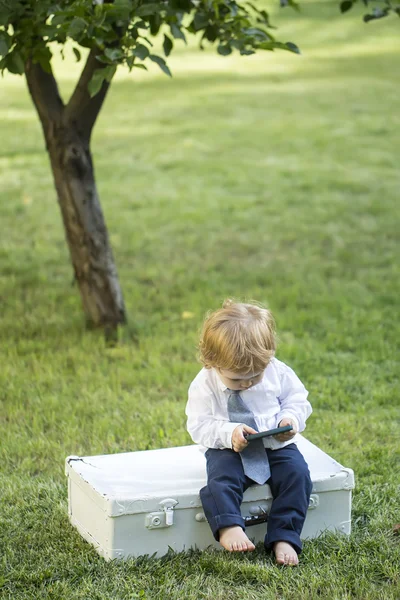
[200,443,312,554]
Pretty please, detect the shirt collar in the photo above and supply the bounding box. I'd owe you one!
[212,368,229,392]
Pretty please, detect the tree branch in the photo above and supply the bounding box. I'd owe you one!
[64,49,112,142]
[25,58,64,137]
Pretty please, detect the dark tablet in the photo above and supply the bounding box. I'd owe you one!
[245,425,293,441]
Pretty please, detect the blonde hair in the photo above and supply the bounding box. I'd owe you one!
[199,299,277,373]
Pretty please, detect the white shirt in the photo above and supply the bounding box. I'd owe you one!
[186,358,312,452]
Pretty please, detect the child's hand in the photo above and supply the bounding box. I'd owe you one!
[231,424,258,452]
[275,418,297,441]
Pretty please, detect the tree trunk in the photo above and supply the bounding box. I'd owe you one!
[47,123,126,331]
[25,54,126,334]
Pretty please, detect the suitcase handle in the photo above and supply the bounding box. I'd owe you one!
[244,513,269,527]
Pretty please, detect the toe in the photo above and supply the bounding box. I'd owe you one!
[288,553,298,566]
[276,552,285,565]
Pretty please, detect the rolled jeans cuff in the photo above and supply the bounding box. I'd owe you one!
[208,513,245,541]
[264,528,303,555]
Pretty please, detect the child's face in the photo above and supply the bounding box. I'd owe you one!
[217,368,264,391]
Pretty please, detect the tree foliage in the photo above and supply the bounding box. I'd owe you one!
[0,0,397,331]
[0,0,303,95]
[0,0,397,93]
[339,0,400,22]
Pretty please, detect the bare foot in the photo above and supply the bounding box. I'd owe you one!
[273,541,299,566]
[219,526,256,552]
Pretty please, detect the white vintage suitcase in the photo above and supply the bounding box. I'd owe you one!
[65,435,354,560]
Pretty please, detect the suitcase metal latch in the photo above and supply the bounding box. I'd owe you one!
[245,504,269,527]
[145,498,178,530]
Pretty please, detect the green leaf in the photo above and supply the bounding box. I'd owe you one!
[94,37,105,50]
[6,50,25,75]
[247,4,274,25]
[34,46,53,74]
[258,40,301,54]
[133,44,149,60]
[88,69,106,97]
[340,1,353,14]
[193,13,209,31]
[285,41,301,54]
[139,36,153,48]
[51,14,67,27]
[163,34,173,57]
[280,0,300,9]
[149,13,161,36]
[136,3,160,17]
[72,47,81,62]
[0,11,10,26]
[203,25,218,43]
[115,0,133,8]
[243,27,270,40]
[149,54,172,77]
[104,47,124,62]
[0,32,11,58]
[217,44,232,56]
[257,10,274,27]
[68,17,87,40]
[170,23,187,44]
[104,65,117,82]
[135,20,149,30]
[94,3,105,18]
[113,0,133,19]
[363,7,389,22]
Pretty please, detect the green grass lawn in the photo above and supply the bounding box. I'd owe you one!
[1,2,400,598]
